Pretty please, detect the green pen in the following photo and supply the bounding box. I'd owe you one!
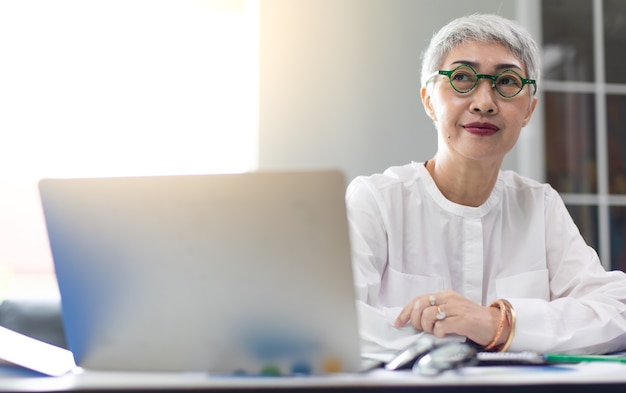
[477,351,626,365]
[545,354,626,364]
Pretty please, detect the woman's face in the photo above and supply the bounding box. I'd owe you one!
[421,41,537,165]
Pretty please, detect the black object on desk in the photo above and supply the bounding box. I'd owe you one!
[0,299,67,349]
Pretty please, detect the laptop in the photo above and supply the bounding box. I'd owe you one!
[38,170,363,375]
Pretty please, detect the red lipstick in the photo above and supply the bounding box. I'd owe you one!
[462,122,500,136]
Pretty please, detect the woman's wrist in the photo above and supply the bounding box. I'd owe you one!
[484,299,516,352]
[498,299,516,352]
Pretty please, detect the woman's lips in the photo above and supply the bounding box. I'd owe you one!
[463,122,500,136]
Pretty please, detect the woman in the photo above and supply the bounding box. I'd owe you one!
[346,14,626,358]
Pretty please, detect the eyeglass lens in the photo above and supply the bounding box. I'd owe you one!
[413,341,478,375]
[448,65,525,97]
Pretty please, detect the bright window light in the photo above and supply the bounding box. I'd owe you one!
[0,0,259,298]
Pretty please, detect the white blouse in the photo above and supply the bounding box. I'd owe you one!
[346,162,626,356]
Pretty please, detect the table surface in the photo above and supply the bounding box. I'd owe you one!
[2,362,626,393]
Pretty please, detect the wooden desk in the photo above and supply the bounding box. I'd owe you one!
[2,362,626,393]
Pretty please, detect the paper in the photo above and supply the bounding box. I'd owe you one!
[357,302,464,364]
[0,325,75,376]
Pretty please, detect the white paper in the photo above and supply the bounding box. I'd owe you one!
[0,325,75,376]
[357,302,464,363]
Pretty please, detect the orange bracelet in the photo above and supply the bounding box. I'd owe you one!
[499,299,516,352]
[484,300,507,351]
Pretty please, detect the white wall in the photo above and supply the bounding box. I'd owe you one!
[259,0,517,182]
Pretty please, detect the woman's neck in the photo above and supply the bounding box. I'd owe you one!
[425,157,501,207]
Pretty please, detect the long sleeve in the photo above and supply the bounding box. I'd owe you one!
[506,190,626,354]
[346,176,423,356]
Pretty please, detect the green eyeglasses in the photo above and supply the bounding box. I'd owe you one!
[430,64,537,98]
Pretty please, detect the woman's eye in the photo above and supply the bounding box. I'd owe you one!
[452,72,473,82]
[497,75,522,87]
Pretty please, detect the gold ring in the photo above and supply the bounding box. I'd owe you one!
[429,295,436,306]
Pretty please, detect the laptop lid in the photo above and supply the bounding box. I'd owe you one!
[38,170,361,375]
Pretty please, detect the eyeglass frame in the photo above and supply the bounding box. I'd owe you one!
[428,64,537,98]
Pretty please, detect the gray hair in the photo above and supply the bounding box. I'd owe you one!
[420,14,540,93]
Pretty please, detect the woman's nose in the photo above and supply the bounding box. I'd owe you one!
[469,79,498,114]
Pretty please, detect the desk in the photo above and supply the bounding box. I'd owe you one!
[2,363,626,393]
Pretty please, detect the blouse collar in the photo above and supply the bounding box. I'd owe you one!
[412,161,503,218]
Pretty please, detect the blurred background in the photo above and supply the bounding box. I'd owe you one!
[1,0,625,301]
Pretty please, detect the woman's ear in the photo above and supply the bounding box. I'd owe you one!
[521,96,538,128]
[421,86,437,122]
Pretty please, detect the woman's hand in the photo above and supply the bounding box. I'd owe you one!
[394,290,507,347]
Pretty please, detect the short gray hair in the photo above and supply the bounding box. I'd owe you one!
[420,14,540,93]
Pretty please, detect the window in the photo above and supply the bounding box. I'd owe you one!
[520,0,626,271]
[0,0,259,299]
